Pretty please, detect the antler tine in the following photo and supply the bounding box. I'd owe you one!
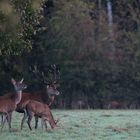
[29,65,37,74]
[53,64,60,81]
[33,65,40,78]
[52,64,56,69]
[30,65,44,82]
[41,71,49,84]
[57,66,60,80]
[34,65,37,73]
[34,65,41,74]
[30,64,60,85]
[41,71,45,81]
[42,64,55,84]
[54,65,57,81]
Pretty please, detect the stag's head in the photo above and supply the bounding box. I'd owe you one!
[30,64,60,106]
[46,81,60,96]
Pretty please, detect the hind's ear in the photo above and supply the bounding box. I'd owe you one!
[11,78,16,85]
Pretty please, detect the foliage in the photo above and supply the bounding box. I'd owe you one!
[0,0,46,55]
[0,0,44,92]
[1,0,140,108]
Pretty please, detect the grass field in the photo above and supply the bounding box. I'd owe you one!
[0,110,140,140]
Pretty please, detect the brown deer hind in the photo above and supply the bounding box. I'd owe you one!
[21,100,58,130]
[0,78,27,131]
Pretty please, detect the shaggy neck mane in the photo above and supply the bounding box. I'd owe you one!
[41,87,50,103]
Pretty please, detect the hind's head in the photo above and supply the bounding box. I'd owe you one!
[11,78,27,92]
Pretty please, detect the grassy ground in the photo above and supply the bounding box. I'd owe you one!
[0,110,140,140]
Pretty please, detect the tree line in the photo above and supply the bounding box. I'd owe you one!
[0,0,140,109]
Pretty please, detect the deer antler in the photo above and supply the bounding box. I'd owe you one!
[29,65,47,83]
[29,64,60,85]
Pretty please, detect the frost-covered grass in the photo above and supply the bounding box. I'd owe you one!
[0,110,140,140]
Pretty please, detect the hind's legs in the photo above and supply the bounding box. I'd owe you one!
[1,113,8,131]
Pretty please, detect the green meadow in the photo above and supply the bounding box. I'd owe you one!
[0,110,140,140]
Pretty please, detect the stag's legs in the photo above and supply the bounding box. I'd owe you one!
[21,109,28,130]
[26,107,34,130]
[35,116,38,129]
[26,108,34,131]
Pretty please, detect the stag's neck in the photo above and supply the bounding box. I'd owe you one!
[13,91,22,104]
[45,87,49,97]
[40,87,49,103]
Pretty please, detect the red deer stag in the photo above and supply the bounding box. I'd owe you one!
[0,78,27,131]
[21,100,58,130]
[19,64,60,129]
[20,83,60,129]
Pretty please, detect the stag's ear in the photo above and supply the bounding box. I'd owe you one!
[11,78,16,85]
[20,78,24,83]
